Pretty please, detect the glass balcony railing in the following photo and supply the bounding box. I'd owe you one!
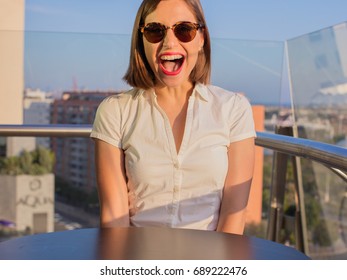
[0,124,346,260]
[20,31,285,106]
[0,25,347,260]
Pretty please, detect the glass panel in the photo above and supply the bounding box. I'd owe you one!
[1,30,283,243]
[287,22,347,259]
[24,31,284,105]
[1,28,345,261]
[24,31,131,93]
[287,22,347,145]
[211,39,284,106]
[303,160,347,259]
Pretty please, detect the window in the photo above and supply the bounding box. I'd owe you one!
[0,137,6,157]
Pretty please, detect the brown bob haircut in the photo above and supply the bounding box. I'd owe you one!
[123,0,211,89]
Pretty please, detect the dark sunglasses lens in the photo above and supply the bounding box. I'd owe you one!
[174,23,197,42]
[144,23,165,43]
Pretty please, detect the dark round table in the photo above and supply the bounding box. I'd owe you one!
[0,227,310,260]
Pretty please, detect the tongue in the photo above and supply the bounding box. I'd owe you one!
[162,61,180,73]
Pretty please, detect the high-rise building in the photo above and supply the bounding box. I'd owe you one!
[0,0,36,157]
[24,88,54,148]
[51,90,118,193]
[0,1,53,234]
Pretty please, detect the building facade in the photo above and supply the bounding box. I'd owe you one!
[51,90,117,193]
[0,0,36,157]
[0,174,54,233]
[24,88,54,148]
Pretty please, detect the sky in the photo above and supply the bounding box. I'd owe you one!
[25,0,347,41]
[24,0,347,105]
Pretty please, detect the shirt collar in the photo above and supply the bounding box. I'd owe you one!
[193,83,210,102]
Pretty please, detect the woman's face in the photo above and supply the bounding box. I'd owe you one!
[143,0,204,89]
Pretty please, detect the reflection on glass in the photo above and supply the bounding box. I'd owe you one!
[287,22,347,259]
[211,39,284,105]
[287,22,347,144]
[24,31,284,106]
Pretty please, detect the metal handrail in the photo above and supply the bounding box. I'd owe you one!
[257,131,347,183]
[0,124,91,138]
[1,123,347,256]
[0,124,346,172]
[256,131,347,173]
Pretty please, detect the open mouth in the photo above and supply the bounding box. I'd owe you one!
[159,54,185,76]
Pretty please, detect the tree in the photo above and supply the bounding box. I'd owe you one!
[0,147,55,175]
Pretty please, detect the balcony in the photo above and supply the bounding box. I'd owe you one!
[1,17,347,260]
[0,124,346,260]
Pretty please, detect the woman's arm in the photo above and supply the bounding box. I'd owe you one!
[94,139,130,228]
[217,137,255,235]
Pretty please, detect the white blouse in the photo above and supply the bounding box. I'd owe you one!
[91,83,256,231]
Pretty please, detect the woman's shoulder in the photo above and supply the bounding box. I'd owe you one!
[102,88,140,101]
[98,88,143,108]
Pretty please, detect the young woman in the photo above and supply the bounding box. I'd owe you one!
[91,0,256,235]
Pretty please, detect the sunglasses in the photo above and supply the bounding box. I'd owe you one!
[139,21,204,43]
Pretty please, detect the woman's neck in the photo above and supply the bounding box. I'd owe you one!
[154,82,195,105]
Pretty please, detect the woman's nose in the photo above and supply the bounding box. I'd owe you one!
[162,28,178,48]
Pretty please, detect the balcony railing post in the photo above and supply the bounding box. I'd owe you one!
[267,129,288,242]
[266,125,309,254]
[291,147,309,254]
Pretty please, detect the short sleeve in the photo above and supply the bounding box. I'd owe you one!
[229,94,256,143]
[90,96,122,148]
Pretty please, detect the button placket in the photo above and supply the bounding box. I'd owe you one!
[151,92,195,226]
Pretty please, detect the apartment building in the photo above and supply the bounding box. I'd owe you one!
[23,88,54,148]
[51,90,117,193]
